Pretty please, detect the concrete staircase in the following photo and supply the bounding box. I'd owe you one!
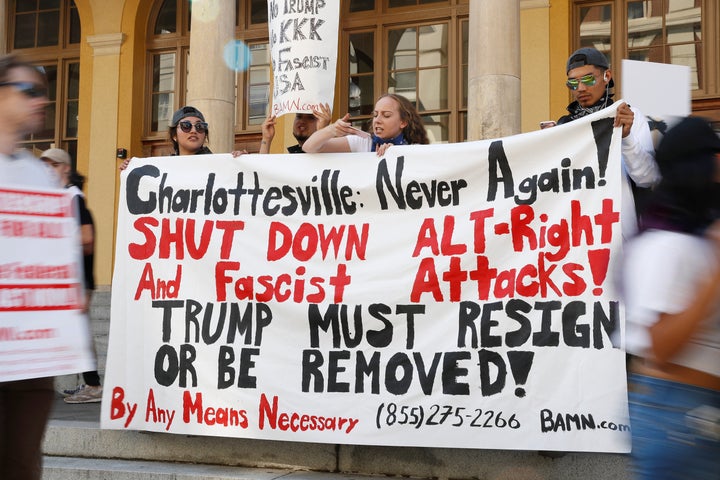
[43,288,631,480]
[43,457,380,480]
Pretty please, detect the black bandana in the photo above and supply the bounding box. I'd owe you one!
[287,144,304,154]
[557,92,614,125]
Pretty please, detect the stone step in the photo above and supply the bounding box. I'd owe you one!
[43,419,338,473]
[43,416,630,480]
[42,456,380,480]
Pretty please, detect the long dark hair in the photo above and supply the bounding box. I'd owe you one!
[69,170,86,190]
[640,116,720,234]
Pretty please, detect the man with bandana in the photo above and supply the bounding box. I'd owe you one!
[558,47,661,240]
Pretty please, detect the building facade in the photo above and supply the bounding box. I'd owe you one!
[2,0,719,286]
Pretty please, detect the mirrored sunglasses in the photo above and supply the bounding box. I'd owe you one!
[566,74,597,90]
[178,120,208,134]
[0,81,48,99]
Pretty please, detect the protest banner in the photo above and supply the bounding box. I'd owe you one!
[102,103,631,453]
[0,185,95,381]
[268,0,339,117]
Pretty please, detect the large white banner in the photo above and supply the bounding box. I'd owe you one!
[103,104,631,453]
[268,0,339,117]
[0,185,94,381]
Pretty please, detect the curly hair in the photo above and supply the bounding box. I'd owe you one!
[378,93,429,145]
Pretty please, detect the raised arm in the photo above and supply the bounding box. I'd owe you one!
[617,103,661,188]
[312,103,332,130]
[301,113,356,153]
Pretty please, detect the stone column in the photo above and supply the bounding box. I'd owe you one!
[467,0,521,140]
[86,33,125,285]
[187,0,236,153]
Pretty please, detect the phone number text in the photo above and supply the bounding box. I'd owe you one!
[375,402,522,430]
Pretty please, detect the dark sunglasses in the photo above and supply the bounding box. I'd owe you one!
[566,73,597,90]
[177,120,208,134]
[0,81,48,99]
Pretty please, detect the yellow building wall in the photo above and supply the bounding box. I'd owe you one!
[520,3,551,132]
[73,0,153,286]
[519,0,571,132]
[75,1,122,287]
[547,1,572,123]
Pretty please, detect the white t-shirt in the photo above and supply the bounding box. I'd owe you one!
[345,134,372,153]
[0,149,57,188]
[66,184,84,197]
[623,229,720,376]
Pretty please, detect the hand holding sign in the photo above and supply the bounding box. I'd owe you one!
[312,103,332,129]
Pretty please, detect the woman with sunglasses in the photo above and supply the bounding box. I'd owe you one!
[168,105,212,156]
[120,105,211,170]
[556,47,660,240]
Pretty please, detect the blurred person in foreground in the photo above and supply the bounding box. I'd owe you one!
[559,47,661,240]
[258,103,331,154]
[623,116,720,479]
[41,148,102,404]
[0,53,57,480]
